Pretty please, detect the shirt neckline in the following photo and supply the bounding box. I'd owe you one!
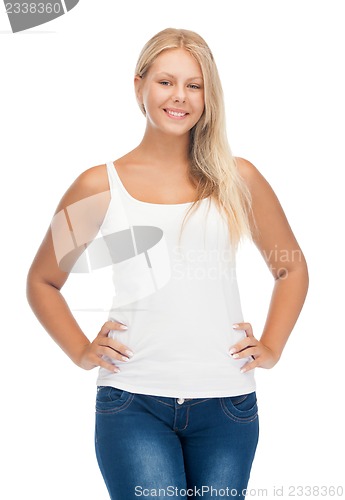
[111,161,210,207]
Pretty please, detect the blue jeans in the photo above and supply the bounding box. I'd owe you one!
[95,387,259,499]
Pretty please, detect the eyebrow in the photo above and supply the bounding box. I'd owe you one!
[156,72,203,81]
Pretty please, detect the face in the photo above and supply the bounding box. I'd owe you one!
[135,48,205,137]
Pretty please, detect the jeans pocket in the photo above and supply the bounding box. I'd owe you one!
[96,386,134,414]
[220,391,258,423]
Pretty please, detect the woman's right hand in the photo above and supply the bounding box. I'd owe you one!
[78,321,134,373]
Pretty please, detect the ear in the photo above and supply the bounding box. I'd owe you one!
[134,75,146,115]
[134,75,143,103]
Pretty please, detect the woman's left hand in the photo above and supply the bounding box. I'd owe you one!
[228,322,279,373]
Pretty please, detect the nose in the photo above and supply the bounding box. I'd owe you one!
[172,86,186,104]
[173,96,186,103]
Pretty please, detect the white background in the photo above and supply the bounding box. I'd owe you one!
[1,1,344,499]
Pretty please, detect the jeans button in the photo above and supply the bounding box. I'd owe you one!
[177,398,184,405]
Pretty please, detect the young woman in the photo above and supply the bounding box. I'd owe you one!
[27,28,309,499]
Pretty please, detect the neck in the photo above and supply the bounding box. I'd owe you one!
[134,126,191,173]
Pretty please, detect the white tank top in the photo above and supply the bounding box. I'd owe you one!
[96,161,256,398]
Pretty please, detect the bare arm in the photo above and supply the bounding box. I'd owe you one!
[229,157,309,371]
[26,164,133,372]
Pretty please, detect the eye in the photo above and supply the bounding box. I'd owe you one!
[159,81,171,86]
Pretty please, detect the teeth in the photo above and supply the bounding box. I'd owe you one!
[166,110,187,117]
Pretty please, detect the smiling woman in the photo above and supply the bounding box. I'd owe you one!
[134,49,205,135]
[132,29,254,245]
[26,27,308,500]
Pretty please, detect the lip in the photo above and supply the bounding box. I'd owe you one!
[163,108,189,120]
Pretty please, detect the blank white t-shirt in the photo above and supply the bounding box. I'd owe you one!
[95,161,256,398]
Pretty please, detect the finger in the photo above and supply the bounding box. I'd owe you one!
[99,321,128,336]
[229,337,257,355]
[86,351,121,373]
[233,322,254,338]
[98,357,121,373]
[100,337,134,358]
[230,346,259,360]
[97,345,133,363]
[240,358,258,374]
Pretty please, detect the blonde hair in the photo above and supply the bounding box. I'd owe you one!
[135,28,253,249]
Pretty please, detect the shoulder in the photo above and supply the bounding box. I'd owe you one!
[234,157,264,187]
[72,163,109,197]
[54,163,110,214]
[234,156,276,198]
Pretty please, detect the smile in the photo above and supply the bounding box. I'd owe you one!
[164,109,189,119]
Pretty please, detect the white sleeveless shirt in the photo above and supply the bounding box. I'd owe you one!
[95,161,256,398]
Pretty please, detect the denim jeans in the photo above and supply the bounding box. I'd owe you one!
[95,387,259,499]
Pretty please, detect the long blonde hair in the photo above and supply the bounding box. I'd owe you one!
[135,28,253,249]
